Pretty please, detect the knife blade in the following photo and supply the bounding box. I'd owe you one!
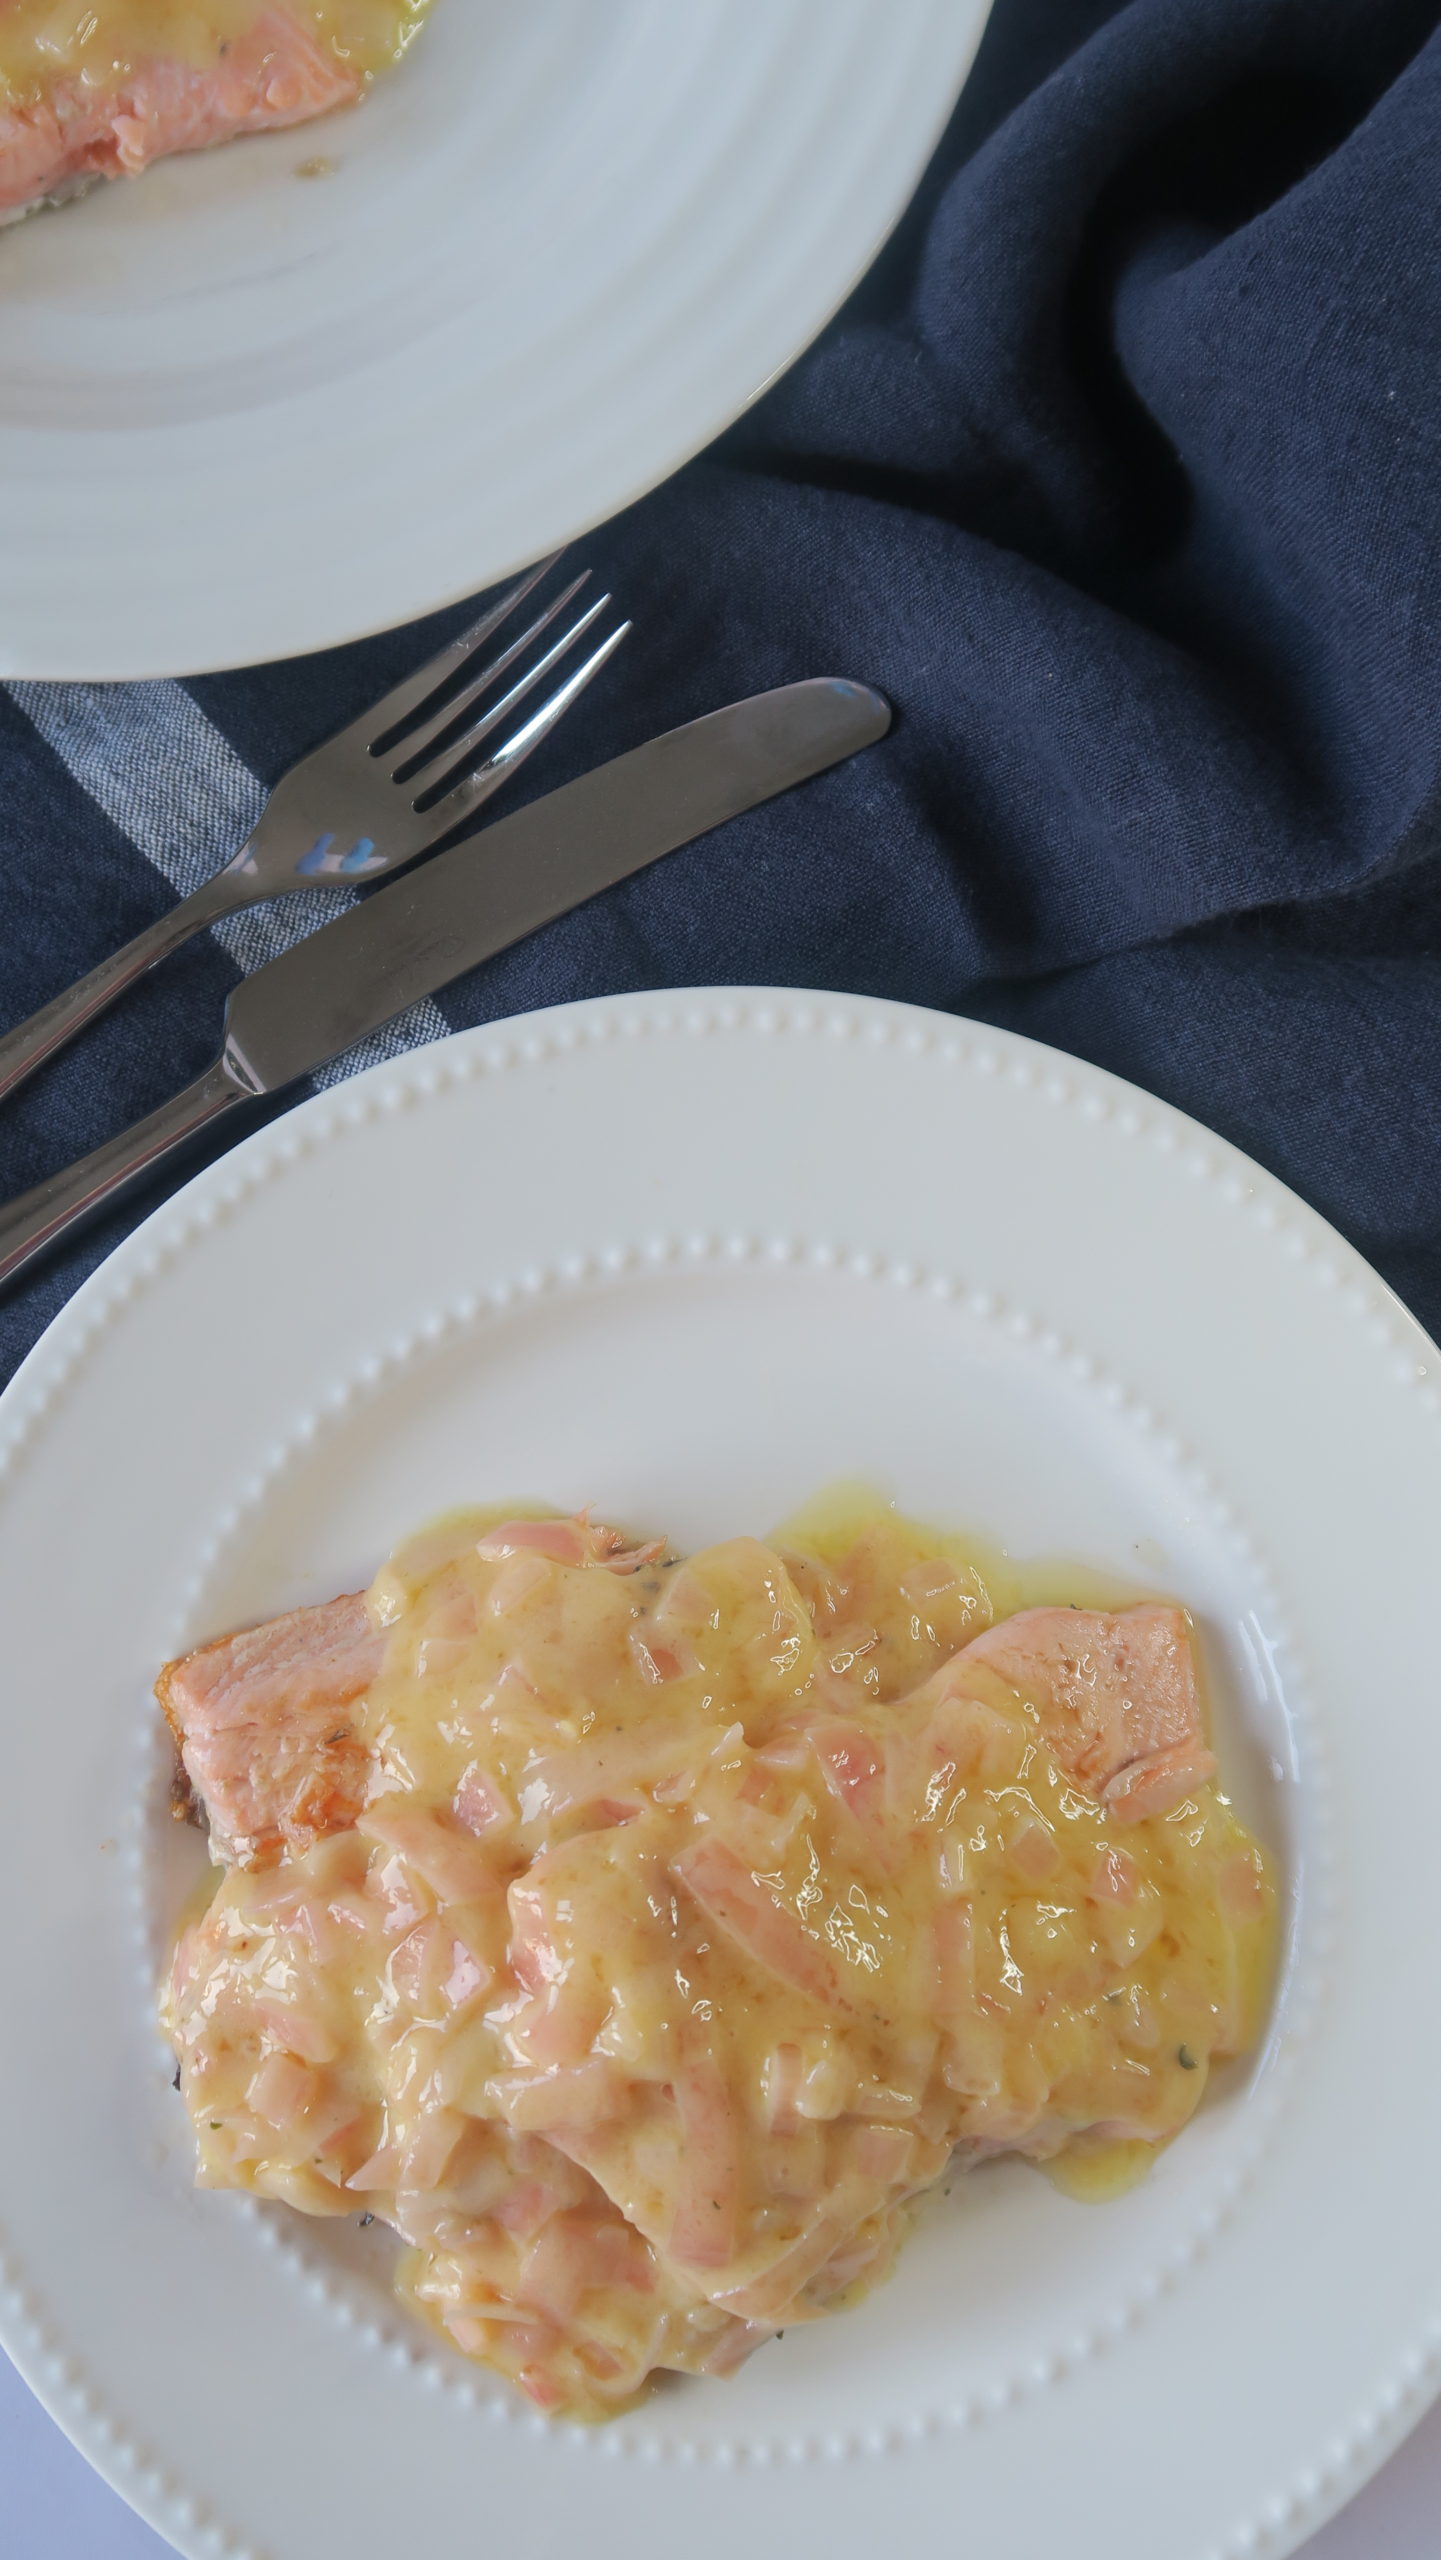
[223,676,888,1094]
[0,678,890,1291]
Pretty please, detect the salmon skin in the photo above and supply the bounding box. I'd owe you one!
[0,9,362,223]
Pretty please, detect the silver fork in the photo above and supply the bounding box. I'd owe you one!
[0,557,629,1107]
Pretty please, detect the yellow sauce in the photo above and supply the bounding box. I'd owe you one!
[770,1488,1276,2206]
[163,1502,1277,2418]
[0,2,431,107]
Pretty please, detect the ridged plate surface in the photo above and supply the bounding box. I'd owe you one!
[0,3,991,676]
[0,989,1436,2559]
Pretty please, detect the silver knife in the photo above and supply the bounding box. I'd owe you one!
[0,678,889,1292]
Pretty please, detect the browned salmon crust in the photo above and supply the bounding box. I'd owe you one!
[157,1591,382,1869]
[0,9,361,221]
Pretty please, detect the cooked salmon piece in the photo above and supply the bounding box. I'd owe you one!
[0,9,363,223]
[157,1590,382,1868]
[959,1603,1217,1823]
[163,1508,1275,2419]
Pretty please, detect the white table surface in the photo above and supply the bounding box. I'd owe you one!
[4,2335,1439,2556]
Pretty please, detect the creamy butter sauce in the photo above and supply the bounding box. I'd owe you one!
[163,1502,1276,2418]
[0,2,430,106]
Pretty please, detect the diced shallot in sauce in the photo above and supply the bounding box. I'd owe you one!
[161,1502,1275,2419]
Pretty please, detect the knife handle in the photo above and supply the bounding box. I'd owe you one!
[0,1056,247,1293]
[0,871,237,1110]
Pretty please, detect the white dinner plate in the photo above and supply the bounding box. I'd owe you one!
[0,2,991,680]
[0,987,1437,2560]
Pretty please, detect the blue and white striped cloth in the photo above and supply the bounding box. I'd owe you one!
[0,585,704,1379]
[10,675,451,1066]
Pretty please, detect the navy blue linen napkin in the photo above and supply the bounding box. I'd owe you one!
[3,0,1440,1385]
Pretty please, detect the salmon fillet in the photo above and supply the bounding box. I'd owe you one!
[161,1518,1273,2421]
[0,9,362,222]
[959,1603,1217,1823]
[157,1591,382,1869]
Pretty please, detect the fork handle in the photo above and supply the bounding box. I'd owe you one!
[0,873,235,1109]
[0,1055,250,1292]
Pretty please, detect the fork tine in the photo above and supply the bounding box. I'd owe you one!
[389,571,592,779]
[417,621,632,839]
[411,591,614,802]
[358,550,563,750]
